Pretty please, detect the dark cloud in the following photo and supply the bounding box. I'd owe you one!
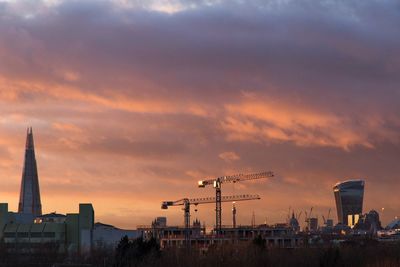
[1,0,399,100]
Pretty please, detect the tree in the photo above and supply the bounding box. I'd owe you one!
[114,236,160,267]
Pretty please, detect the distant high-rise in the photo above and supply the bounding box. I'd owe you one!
[333,180,364,225]
[18,127,42,216]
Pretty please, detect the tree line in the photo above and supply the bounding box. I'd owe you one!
[0,236,399,267]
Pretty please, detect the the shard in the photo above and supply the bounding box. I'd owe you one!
[18,127,42,216]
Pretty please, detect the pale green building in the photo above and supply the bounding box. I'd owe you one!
[0,203,94,253]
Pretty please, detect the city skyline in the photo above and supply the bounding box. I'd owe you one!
[0,0,399,229]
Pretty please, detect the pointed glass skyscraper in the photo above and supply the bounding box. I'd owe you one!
[18,127,42,216]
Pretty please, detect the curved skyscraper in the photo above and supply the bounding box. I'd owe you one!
[18,127,42,216]
[333,180,364,225]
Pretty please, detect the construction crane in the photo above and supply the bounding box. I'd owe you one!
[322,208,333,228]
[198,171,274,233]
[287,208,302,223]
[297,211,303,222]
[305,207,313,231]
[162,194,260,243]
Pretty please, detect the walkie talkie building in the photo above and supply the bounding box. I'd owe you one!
[333,180,364,225]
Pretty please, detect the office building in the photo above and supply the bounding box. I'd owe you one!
[0,128,142,253]
[18,127,42,217]
[0,203,94,253]
[333,180,365,226]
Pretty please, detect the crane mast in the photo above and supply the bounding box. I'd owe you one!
[198,171,274,233]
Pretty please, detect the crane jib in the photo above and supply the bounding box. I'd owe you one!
[197,171,274,234]
[198,171,274,187]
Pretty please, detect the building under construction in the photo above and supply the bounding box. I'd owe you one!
[142,173,394,249]
[138,171,303,249]
[138,217,303,249]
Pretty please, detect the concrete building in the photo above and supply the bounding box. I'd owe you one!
[308,217,319,232]
[353,210,382,235]
[18,127,42,217]
[333,180,365,226]
[0,128,143,253]
[1,203,143,253]
[0,203,94,253]
[288,213,300,232]
[377,219,400,242]
[386,218,400,230]
[35,212,67,223]
[138,219,302,249]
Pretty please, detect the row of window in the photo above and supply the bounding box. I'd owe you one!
[4,232,56,238]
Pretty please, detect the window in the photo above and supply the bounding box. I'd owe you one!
[30,232,42,238]
[3,232,16,238]
[17,232,29,238]
[43,232,56,238]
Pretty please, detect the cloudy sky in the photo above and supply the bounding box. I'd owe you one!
[0,0,399,228]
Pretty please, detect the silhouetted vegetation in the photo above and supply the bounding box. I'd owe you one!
[252,234,266,249]
[114,236,160,267]
[0,242,65,267]
[118,240,400,267]
[0,238,399,267]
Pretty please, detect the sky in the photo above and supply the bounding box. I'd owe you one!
[0,0,399,229]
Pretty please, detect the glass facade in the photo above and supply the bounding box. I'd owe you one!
[333,180,364,225]
[18,128,42,216]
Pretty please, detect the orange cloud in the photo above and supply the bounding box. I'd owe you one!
[219,151,240,162]
[0,75,212,117]
[52,122,83,133]
[221,98,397,150]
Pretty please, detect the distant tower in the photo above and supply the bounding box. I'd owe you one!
[251,211,256,228]
[18,127,42,216]
[333,180,364,226]
[289,212,300,232]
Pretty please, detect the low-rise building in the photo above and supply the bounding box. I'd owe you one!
[0,203,143,253]
[93,222,142,248]
[138,219,303,249]
[0,203,94,253]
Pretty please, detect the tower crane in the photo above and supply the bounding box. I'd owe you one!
[162,194,260,243]
[198,171,274,233]
[297,211,303,221]
[322,208,332,227]
[305,207,313,231]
